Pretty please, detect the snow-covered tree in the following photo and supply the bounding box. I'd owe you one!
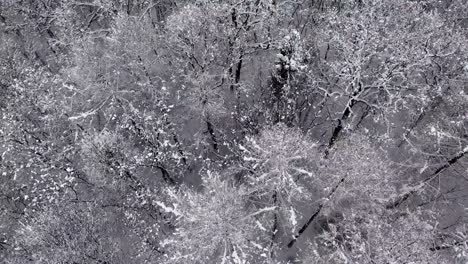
[299,136,444,263]
[1,0,467,263]
[161,172,272,263]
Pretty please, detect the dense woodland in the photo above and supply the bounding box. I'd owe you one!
[0,0,467,263]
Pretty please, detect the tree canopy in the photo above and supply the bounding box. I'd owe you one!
[1,0,467,263]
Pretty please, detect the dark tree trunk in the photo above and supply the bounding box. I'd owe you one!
[287,175,348,248]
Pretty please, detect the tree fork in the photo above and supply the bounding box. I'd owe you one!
[326,101,354,154]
